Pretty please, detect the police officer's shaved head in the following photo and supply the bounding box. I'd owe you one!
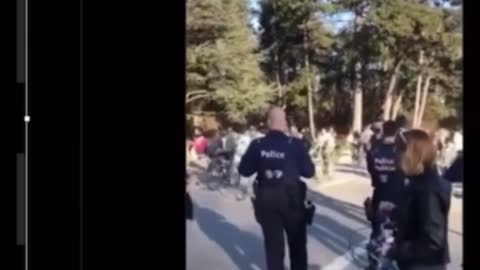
[267,106,288,132]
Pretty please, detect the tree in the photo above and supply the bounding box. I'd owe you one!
[258,0,334,137]
[186,0,274,123]
[359,0,462,126]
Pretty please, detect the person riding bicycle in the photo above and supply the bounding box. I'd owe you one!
[206,129,235,178]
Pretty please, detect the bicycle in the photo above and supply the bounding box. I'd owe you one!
[348,208,400,270]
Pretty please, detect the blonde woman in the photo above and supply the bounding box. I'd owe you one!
[386,129,451,270]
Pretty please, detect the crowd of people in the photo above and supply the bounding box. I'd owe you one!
[186,122,341,187]
[186,124,266,199]
[186,116,463,190]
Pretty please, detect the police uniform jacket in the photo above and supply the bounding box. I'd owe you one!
[366,137,410,210]
[238,130,315,186]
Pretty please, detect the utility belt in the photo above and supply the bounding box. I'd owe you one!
[252,179,315,225]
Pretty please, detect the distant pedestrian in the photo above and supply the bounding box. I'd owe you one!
[438,135,457,174]
[231,124,253,198]
[453,128,463,154]
[323,127,336,179]
[193,128,208,156]
[352,131,362,164]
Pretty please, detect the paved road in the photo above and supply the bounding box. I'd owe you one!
[186,164,463,270]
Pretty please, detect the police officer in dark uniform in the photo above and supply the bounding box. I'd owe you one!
[365,120,410,269]
[239,107,315,270]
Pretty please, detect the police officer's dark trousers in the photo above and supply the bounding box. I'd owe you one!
[370,188,381,239]
[254,183,307,270]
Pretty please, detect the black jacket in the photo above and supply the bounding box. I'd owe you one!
[239,130,315,182]
[366,139,409,213]
[185,192,193,220]
[206,136,234,159]
[391,168,451,268]
[443,156,463,183]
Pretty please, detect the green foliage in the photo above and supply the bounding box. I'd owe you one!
[186,0,274,122]
[258,0,334,110]
[187,0,462,128]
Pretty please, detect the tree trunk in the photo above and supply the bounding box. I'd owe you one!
[382,59,403,121]
[352,11,364,133]
[307,76,315,139]
[413,75,423,127]
[271,12,284,108]
[413,50,424,128]
[417,76,432,127]
[304,21,316,139]
[353,61,363,133]
[391,92,403,120]
[186,90,210,104]
[274,51,284,106]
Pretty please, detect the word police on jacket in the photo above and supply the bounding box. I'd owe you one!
[261,150,286,159]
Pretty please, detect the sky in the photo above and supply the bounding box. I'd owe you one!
[247,0,354,34]
[246,0,460,34]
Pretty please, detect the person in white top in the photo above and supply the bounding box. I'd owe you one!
[231,125,254,199]
[323,128,336,178]
[438,135,457,174]
[453,129,463,153]
[312,127,336,179]
[361,125,374,149]
[249,125,264,140]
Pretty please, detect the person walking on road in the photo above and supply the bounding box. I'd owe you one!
[239,107,315,270]
[323,127,336,180]
[231,124,253,199]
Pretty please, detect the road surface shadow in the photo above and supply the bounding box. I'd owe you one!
[335,163,370,178]
[307,192,369,227]
[335,168,370,178]
[195,204,266,270]
[309,213,367,269]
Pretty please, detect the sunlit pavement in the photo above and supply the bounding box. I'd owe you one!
[186,164,463,270]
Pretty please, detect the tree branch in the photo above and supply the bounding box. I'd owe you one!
[186,90,209,98]
[186,93,211,104]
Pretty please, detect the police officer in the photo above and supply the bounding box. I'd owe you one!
[239,107,315,270]
[365,121,410,269]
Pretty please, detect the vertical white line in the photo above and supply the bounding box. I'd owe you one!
[25,0,29,268]
[79,0,83,269]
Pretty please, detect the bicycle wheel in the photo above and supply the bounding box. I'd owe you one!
[346,226,371,268]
